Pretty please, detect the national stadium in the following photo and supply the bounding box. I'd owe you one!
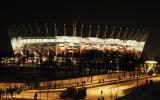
[6,22,148,70]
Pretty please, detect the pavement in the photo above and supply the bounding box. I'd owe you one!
[2,75,155,100]
[22,75,147,93]
[1,74,159,100]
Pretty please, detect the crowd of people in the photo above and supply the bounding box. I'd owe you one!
[0,86,23,98]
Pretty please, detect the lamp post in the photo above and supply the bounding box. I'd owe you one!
[5,83,7,99]
[110,89,112,100]
[135,67,138,87]
[116,59,119,98]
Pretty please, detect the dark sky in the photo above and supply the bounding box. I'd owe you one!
[0,0,160,58]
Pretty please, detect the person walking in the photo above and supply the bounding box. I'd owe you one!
[98,96,100,100]
[34,92,38,99]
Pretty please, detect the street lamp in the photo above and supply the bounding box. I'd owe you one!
[116,60,119,98]
[110,89,113,100]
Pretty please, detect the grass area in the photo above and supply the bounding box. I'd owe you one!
[117,81,160,100]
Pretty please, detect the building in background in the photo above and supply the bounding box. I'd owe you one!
[144,59,158,74]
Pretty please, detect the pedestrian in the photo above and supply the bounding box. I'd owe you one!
[59,83,61,88]
[11,91,13,97]
[150,79,153,84]
[81,81,83,85]
[101,90,103,96]
[54,83,56,88]
[119,76,121,80]
[98,96,100,100]
[146,79,148,83]
[34,92,38,99]
[84,81,86,85]
[2,90,5,96]
[0,89,2,98]
[102,96,104,100]
[77,82,79,86]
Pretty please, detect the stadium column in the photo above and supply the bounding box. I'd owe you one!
[110,26,116,38]
[72,24,77,70]
[73,24,76,37]
[133,29,139,40]
[104,26,107,40]
[144,32,149,42]
[117,27,122,39]
[35,22,41,37]
[64,24,66,36]
[0,24,14,58]
[88,25,92,37]
[96,25,100,38]
[96,25,100,49]
[54,23,58,57]
[80,24,83,55]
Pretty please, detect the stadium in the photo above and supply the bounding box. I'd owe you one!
[6,23,148,71]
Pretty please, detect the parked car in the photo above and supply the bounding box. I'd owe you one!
[59,86,86,99]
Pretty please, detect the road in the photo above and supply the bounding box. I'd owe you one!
[3,75,160,100]
[86,76,159,100]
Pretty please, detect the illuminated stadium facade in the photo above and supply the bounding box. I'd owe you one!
[7,23,148,69]
[11,36,145,54]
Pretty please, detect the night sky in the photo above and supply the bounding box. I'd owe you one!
[0,1,159,58]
